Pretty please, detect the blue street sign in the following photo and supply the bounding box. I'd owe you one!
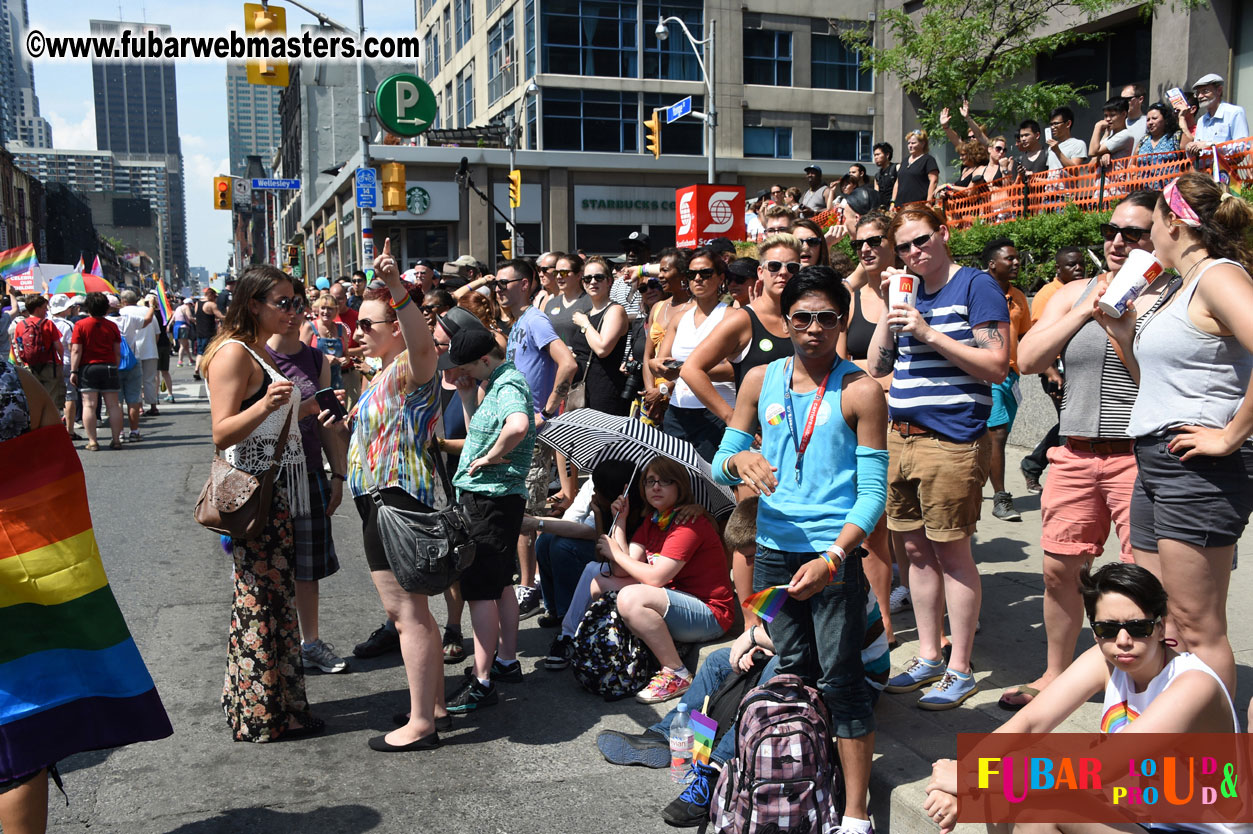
[250,178,301,190]
[665,96,693,124]
[355,167,377,209]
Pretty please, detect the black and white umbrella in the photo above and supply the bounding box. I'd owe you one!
[536,408,736,518]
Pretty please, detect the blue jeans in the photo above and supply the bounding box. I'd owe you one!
[662,405,726,463]
[536,533,597,618]
[649,647,780,765]
[754,545,875,739]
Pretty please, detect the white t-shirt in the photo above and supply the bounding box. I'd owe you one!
[1047,137,1089,169]
[116,305,158,360]
[52,316,74,368]
[1104,129,1136,159]
[561,479,599,529]
[1125,114,1146,143]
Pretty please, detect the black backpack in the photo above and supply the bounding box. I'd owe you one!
[570,592,657,701]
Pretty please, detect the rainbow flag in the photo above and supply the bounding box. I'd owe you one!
[743,584,789,623]
[0,244,36,280]
[73,256,84,273]
[155,275,174,321]
[689,710,717,765]
[0,423,172,778]
[89,255,102,277]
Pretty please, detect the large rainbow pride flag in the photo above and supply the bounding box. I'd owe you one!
[0,244,36,280]
[0,424,172,778]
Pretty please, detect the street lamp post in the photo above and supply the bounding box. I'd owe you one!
[508,80,540,256]
[655,16,716,184]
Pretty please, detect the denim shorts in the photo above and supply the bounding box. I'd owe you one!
[662,589,724,643]
[118,364,142,403]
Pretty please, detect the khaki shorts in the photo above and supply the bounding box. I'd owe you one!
[886,430,991,542]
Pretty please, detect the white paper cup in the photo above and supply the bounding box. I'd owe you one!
[888,272,919,330]
[1098,249,1164,318]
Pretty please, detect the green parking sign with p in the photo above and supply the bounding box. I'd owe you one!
[375,74,437,137]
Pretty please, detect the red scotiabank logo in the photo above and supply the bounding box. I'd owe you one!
[675,185,746,248]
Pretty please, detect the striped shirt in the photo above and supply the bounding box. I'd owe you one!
[887,267,1010,442]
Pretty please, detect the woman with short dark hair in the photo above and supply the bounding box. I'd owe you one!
[69,291,123,450]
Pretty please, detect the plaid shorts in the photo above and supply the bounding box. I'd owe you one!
[293,469,340,582]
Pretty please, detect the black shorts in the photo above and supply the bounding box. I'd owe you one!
[157,342,171,372]
[458,492,525,602]
[354,488,433,574]
[1130,433,1253,552]
[79,363,119,393]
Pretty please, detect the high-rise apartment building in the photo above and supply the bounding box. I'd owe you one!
[89,19,187,281]
[1,0,53,149]
[226,62,282,177]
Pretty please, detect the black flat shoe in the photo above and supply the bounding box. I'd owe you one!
[392,712,453,731]
[368,731,441,752]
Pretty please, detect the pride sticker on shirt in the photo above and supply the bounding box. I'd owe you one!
[764,402,785,426]
[1100,701,1139,733]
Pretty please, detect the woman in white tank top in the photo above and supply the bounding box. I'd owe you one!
[924,563,1249,834]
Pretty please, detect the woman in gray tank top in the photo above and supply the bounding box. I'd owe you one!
[1099,173,1253,696]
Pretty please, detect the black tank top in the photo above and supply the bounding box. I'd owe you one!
[733,307,793,388]
[844,289,877,361]
[194,301,216,338]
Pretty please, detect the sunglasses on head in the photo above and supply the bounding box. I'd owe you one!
[895,232,935,255]
[853,234,885,249]
[1099,223,1150,243]
[787,309,842,330]
[796,237,822,248]
[687,267,717,280]
[764,260,801,275]
[1091,618,1159,639]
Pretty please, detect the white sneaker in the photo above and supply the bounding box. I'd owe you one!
[889,585,912,614]
[301,639,349,673]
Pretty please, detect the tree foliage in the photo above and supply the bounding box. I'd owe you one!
[842,0,1203,143]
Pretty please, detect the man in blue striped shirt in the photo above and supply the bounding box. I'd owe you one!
[867,204,1009,710]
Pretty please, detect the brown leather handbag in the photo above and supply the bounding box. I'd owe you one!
[194,414,292,540]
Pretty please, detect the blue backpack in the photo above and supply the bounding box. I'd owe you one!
[118,335,137,371]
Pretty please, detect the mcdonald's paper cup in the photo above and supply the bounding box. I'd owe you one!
[888,271,919,330]
[1098,248,1163,318]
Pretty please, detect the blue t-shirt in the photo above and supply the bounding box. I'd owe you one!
[755,357,865,553]
[506,305,559,413]
[887,266,1009,442]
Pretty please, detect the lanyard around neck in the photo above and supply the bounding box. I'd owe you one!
[782,355,837,485]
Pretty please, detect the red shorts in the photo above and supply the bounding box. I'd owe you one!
[1039,442,1136,562]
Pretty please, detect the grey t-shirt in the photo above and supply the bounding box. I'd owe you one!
[545,293,594,370]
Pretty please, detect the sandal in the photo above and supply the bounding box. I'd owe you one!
[997,685,1040,712]
[109,440,123,450]
[85,441,100,451]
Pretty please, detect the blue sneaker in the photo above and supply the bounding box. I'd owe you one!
[884,656,945,693]
[662,761,719,827]
[918,668,978,710]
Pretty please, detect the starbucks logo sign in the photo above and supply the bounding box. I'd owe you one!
[406,186,430,215]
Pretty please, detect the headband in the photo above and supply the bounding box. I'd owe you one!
[1163,179,1202,228]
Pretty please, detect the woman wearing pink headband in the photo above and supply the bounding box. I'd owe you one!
[1097,171,1253,698]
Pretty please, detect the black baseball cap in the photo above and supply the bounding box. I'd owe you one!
[845,186,879,217]
[727,258,758,282]
[708,237,735,255]
[438,306,488,339]
[440,327,497,370]
[619,231,651,250]
[804,165,822,175]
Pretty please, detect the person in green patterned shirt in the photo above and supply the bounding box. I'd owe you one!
[444,327,536,713]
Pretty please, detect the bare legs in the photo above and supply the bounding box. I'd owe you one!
[82,391,122,446]
[1006,552,1089,702]
[468,585,520,680]
[616,584,681,669]
[370,569,446,745]
[0,770,48,834]
[294,580,319,643]
[987,424,1010,494]
[903,532,981,674]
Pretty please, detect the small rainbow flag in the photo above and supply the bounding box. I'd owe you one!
[0,244,36,280]
[73,256,85,273]
[689,710,717,765]
[744,584,790,623]
[155,275,174,321]
[89,255,102,277]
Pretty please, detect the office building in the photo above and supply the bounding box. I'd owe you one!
[89,19,188,282]
[226,62,282,177]
[0,0,53,149]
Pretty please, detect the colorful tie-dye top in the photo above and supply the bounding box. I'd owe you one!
[347,349,441,504]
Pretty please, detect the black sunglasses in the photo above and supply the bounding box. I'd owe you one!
[763,260,801,275]
[1099,223,1150,244]
[687,267,717,280]
[727,273,751,284]
[583,273,609,283]
[895,232,935,255]
[488,277,527,290]
[357,318,390,331]
[645,279,664,291]
[420,304,449,314]
[1091,618,1159,640]
[796,237,822,248]
[853,235,885,249]
[787,310,842,330]
[992,145,1007,152]
[262,296,306,313]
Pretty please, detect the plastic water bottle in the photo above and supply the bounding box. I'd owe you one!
[670,702,694,783]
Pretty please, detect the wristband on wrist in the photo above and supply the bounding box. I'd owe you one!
[820,545,845,582]
[749,625,760,648]
[329,472,346,481]
[389,292,413,311]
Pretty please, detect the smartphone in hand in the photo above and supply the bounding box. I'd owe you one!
[314,387,347,422]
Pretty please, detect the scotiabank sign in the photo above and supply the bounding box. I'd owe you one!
[675,185,746,247]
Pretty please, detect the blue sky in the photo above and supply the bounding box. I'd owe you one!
[28,1,416,273]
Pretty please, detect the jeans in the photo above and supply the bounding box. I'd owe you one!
[754,546,875,739]
[561,562,606,638]
[649,647,781,765]
[662,405,726,463]
[536,533,597,618]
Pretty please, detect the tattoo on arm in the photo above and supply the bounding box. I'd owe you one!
[873,345,896,376]
[553,381,571,399]
[973,324,1005,349]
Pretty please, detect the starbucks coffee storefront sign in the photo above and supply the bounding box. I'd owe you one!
[574,186,677,225]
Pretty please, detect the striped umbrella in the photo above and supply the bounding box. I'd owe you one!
[536,408,736,517]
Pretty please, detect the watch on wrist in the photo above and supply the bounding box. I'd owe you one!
[538,519,546,531]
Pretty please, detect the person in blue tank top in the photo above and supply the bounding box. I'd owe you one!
[713,265,889,834]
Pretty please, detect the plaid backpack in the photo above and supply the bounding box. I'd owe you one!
[709,674,844,834]
[570,591,658,701]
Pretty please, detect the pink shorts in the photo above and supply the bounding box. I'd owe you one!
[1039,443,1136,562]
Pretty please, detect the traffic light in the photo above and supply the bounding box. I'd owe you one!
[244,3,289,86]
[644,109,661,159]
[284,244,299,266]
[508,169,521,208]
[380,162,406,212]
[500,238,513,261]
[214,176,232,210]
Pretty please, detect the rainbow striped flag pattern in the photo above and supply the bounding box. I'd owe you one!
[743,584,790,623]
[89,255,102,277]
[155,275,174,321]
[0,244,36,280]
[689,710,717,765]
[0,424,172,779]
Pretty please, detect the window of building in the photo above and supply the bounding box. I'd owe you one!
[541,0,637,78]
[445,82,455,127]
[542,88,637,152]
[443,7,452,59]
[642,93,703,155]
[487,11,516,104]
[458,65,475,126]
[642,0,702,80]
[812,33,871,92]
[422,0,435,17]
[424,28,441,80]
[811,128,873,161]
[455,0,472,50]
[743,31,791,86]
[524,0,536,79]
[526,94,538,149]
[486,0,501,15]
[744,126,791,158]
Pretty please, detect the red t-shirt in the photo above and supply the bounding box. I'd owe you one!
[336,307,358,349]
[631,513,735,632]
[71,316,122,365]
